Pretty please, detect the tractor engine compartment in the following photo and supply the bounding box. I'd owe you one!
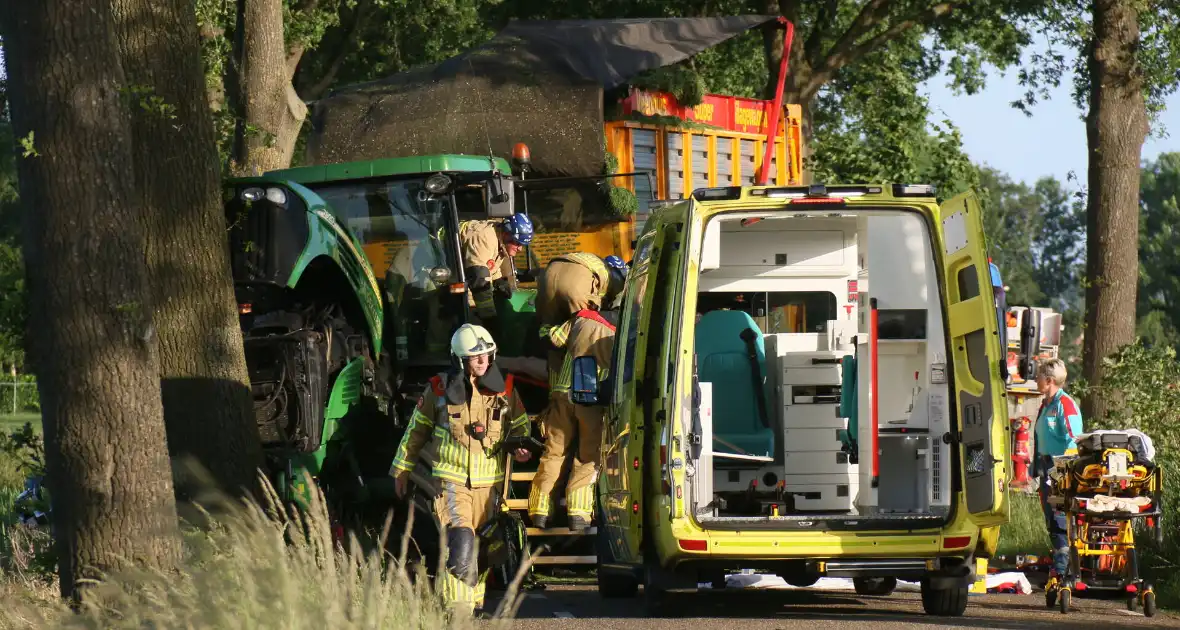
[237,284,362,454]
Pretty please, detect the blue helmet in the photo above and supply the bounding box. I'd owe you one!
[501,213,534,246]
[604,255,627,283]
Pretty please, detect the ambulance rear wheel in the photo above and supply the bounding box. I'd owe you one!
[920,580,968,617]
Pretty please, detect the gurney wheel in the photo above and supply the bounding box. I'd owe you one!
[1058,588,1070,614]
[1143,591,1156,618]
[1045,589,1057,609]
[1127,594,1138,611]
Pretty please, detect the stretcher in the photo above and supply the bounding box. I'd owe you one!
[1043,430,1163,617]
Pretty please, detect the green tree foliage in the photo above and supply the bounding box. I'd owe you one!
[1069,340,1180,602]
[1016,1,1180,121]
[0,117,26,375]
[1032,176,1086,320]
[977,167,1044,306]
[1017,1,1180,421]
[277,0,1046,192]
[1138,152,1180,346]
[808,30,979,199]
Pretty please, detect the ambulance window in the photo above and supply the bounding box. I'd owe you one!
[760,292,839,334]
[613,231,656,394]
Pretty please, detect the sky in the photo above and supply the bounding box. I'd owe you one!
[921,44,1180,188]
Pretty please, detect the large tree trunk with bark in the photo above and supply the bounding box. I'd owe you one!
[111,0,265,500]
[0,0,181,599]
[1081,0,1149,422]
[232,0,307,175]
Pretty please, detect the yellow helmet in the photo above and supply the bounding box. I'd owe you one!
[450,323,497,360]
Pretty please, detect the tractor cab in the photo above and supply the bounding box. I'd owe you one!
[222,149,643,521]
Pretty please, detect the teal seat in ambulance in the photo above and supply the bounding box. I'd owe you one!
[695,310,775,460]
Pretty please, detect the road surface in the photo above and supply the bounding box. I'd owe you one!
[485,580,1179,629]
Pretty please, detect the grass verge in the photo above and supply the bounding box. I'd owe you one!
[996,490,1045,561]
[1,472,525,629]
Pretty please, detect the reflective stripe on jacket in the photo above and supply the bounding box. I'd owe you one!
[391,372,529,487]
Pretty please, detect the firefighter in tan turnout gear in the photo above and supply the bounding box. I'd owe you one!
[535,254,627,400]
[458,213,533,337]
[529,260,625,531]
[391,323,533,615]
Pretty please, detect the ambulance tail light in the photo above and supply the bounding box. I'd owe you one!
[943,536,972,549]
[789,197,846,207]
[679,539,708,552]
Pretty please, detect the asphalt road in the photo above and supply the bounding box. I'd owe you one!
[485,581,1180,629]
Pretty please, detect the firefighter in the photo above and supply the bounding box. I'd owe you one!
[528,304,620,531]
[390,323,533,616]
[536,254,627,389]
[459,213,534,336]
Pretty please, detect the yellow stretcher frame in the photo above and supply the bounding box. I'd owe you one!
[1042,447,1163,617]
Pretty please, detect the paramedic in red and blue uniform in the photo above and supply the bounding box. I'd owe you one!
[1033,357,1084,578]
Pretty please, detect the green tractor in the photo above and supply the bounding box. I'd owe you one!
[223,151,633,574]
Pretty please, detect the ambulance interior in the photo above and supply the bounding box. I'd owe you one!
[687,207,955,528]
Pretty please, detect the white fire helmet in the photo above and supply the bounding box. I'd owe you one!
[450,323,497,361]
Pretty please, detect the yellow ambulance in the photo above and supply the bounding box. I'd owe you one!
[570,183,1020,617]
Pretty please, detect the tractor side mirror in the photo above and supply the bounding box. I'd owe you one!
[1017,307,1043,381]
[485,178,515,218]
[571,355,610,406]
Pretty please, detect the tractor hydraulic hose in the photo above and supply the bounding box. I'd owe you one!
[757,18,796,186]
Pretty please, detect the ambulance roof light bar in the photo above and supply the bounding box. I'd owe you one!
[892,184,937,197]
[691,186,743,202]
[754,184,879,199]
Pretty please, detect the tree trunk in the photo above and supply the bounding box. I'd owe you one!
[110,0,265,500]
[0,0,181,599]
[1081,0,1149,422]
[232,0,307,175]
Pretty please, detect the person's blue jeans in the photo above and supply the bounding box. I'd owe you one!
[1037,455,1070,575]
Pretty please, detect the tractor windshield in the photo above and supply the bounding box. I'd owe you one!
[308,177,460,366]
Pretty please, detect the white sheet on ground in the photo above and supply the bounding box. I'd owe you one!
[984,572,1033,594]
[719,574,921,593]
[715,572,1033,595]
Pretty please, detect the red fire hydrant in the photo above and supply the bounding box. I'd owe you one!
[1012,417,1032,488]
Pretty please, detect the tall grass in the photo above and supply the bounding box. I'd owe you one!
[997,491,1045,560]
[1,472,526,629]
